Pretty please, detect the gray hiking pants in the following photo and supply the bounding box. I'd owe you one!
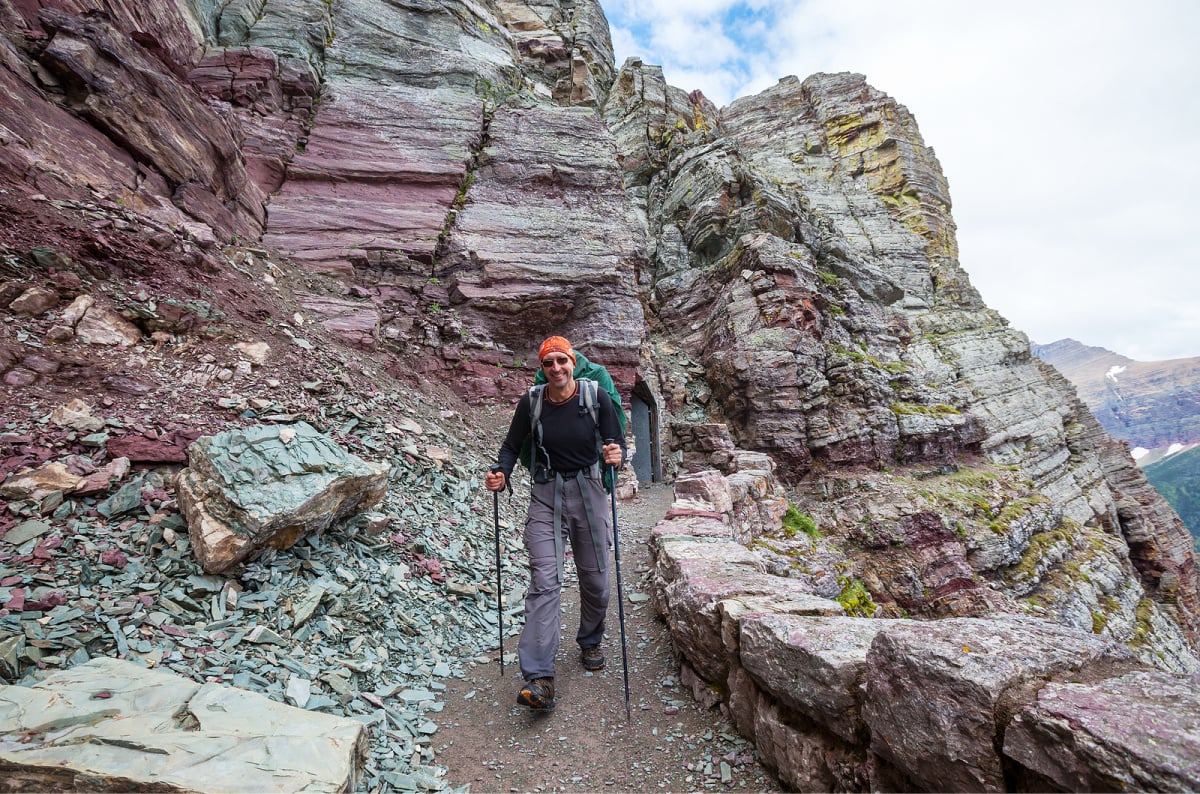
[518,471,612,681]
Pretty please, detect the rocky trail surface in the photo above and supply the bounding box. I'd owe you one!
[437,483,781,793]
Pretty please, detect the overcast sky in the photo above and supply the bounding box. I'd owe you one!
[602,0,1199,362]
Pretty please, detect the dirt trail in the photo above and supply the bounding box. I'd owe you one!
[435,483,781,793]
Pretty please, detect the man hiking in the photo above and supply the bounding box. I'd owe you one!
[484,336,626,711]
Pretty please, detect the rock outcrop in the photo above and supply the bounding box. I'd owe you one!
[603,62,1200,667]
[648,458,1199,792]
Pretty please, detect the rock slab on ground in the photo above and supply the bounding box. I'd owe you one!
[0,656,367,792]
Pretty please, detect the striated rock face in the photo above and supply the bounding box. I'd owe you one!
[602,62,1200,667]
[248,0,645,397]
[0,2,268,239]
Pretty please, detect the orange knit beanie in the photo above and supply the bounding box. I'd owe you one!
[538,336,575,365]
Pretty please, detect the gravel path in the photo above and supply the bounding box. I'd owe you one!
[434,483,782,793]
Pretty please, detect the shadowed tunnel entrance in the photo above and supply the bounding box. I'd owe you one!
[630,380,661,483]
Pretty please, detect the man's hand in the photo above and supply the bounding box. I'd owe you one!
[601,442,622,467]
[485,469,507,491]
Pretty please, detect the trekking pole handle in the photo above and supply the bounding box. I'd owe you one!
[486,464,511,493]
[602,438,619,466]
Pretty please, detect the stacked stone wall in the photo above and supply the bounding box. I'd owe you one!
[649,451,1200,792]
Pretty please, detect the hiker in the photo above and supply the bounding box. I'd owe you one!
[485,335,626,711]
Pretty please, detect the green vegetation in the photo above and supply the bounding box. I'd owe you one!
[781,504,819,538]
[890,402,960,416]
[909,465,1050,542]
[830,345,907,373]
[836,576,877,617]
[880,187,920,209]
[1008,524,1073,585]
[1130,598,1156,647]
[1143,447,1200,552]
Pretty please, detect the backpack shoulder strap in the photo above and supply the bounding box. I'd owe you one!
[577,378,599,427]
[577,378,608,483]
[529,383,546,434]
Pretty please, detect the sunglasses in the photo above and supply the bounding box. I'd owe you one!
[541,355,573,368]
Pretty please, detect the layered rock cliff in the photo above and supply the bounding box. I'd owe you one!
[600,60,1199,669]
[1,0,1199,787]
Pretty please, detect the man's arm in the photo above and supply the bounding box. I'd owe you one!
[496,393,532,478]
[597,390,625,466]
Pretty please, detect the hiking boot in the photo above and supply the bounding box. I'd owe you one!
[581,645,605,671]
[517,678,555,710]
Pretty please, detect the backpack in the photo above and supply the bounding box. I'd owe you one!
[517,351,627,490]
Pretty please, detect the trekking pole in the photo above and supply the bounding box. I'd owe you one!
[605,444,632,721]
[489,465,505,677]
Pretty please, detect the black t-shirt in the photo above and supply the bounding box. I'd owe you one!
[497,384,625,477]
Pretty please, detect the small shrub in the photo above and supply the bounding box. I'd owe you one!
[781,504,819,538]
[836,576,877,617]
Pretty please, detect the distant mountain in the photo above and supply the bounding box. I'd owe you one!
[1144,447,1200,552]
[1033,339,1200,451]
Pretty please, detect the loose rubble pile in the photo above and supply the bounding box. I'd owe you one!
[0,293,531,792]
[0,225,535,794]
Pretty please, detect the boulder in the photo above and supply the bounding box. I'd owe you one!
[49,398,105,433]
[0,657,366,792]
[174,422,388,574]
[58,294,93,327]
[1004,670,1200,792]
[0,461,84,501]
[739,614,893,743]
[75,303,142,347]
[862,615,1138,792]
[8,286,59,316]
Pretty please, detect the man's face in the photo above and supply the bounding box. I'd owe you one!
[541,354,573,388]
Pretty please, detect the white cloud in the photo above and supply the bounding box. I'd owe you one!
[604,0,1200,361]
